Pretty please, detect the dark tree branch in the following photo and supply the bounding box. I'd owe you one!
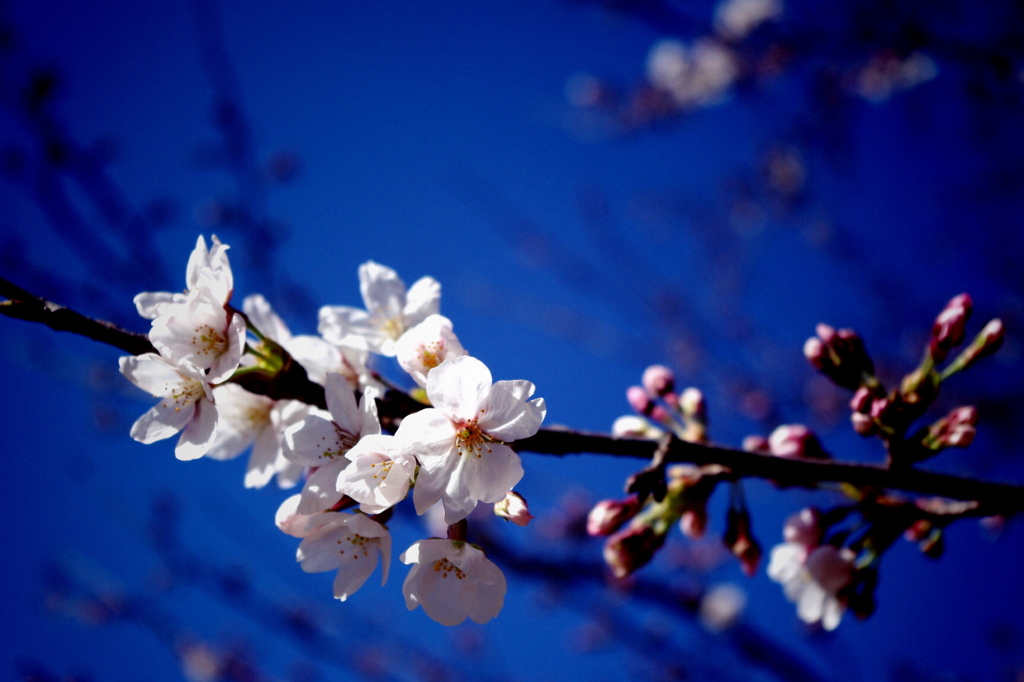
[4,278,1024,516]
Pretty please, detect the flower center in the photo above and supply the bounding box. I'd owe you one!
[164,379,204,412]
[336,534,372,560]
[416,339,446,369]
[321,426,359,460]
[455,415,491,459]
[432,558,466,580]
[369,459,394,480]
[191,323,228,358]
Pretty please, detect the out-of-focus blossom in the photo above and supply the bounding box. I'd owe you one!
[700,583,747,632]
[714,0,783,40]
[767,424,828,459]
[400,539,506,626]
[603,519,665,578]
[149,289,247,384]
[612,415,659,438]
[856,51,938,102]
[647,38,738,110]
[319,261,440,357]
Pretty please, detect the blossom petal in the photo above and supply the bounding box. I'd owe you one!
[403,276,441,326]
[297,461,346,515]
[119,354,185,396]
[359,261,406,321]
[243,293,292,345]
[480,381,546,442]
[456,442,525,506]
[134,291,184,320]
[244,424,282,489]
[325,373,361,434]
[427,356,492,422]
[207,312,247,384]
[175,398,219,460]
[319,305,389,354]
[130,398,195,444]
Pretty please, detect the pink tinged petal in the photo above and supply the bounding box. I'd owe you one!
[297,461,347,515]
[297,517,350,572]
[402,276,441,326]
[479,381,546,442]
[318,306,388,354]
[275,494,309,537]
[130,398,196,444]
[207,313,247,384]
[242,293,292,345]
[175,398,219,460]
[426,356,493,421]
[359,261,407,322]
[244,424,282,489]
[395,409,457,468]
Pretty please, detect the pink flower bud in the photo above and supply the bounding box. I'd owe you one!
[850,412,876,436]
[494,491,534,527]
[954,318,1005,371]
[768,424,827,459]
[904,519,931,543]
[742,435,770,454]
[603,520,666,578]
[805,325,874,389]
[627,385,654,416]
[803,337,826,369]
[849,386,872,413]
[649,404,671,424]
[587,495,642,537]
[680,508,707,539]
[806,545,855,594]
[724,507,762,577]
[815,323,837,344]
[642,364,676,398]
[930,293,973,362]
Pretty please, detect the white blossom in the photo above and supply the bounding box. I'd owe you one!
[714,0,783,40]
[283,376,381,514]
[395,314,467,387]
[149,288,246,383]
[319,261,440,357]
[396,355,546,525]
[400,539,506,626]
[297,513,391,601]
[337,434,417,515]
[134,235,233,319]
[119,353,219,461]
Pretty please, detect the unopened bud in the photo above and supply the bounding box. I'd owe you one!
[903,519,932,543]
[929,293,973,363]
[627,385,654,416]
[680,387,707,420]
[742,435,770,454]
[724,507,762,577]
[612,415,656,438]
[587,495,642,536]
[925,405,978,450]
[803,337,826,370]
[680,508,707,539]
[804,325,874,389]
[767,424,828,459]
[603,520,666,578]
[946,319,1005,375]
[849,386,872,413]
[494,491,534,526]
[642,364,676,398]
[851,412,876,436]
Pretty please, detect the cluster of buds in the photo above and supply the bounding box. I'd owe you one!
[807,293,1002,467]
[616,365,709,444]
[591,462,738,578]
[803,323,875,391]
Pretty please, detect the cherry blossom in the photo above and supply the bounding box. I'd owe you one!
[283,376,381,514]
[134,235,233,319]
[395,314,467,387]
[400,539,506,626]
[149,288,247,383]
[119,353,219,461]
[494,491,533,526]
[336,434,417,515]
[297,512,391,601]
[318,261,440,357]
[396,355,546,524]
[204,383,308,489]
